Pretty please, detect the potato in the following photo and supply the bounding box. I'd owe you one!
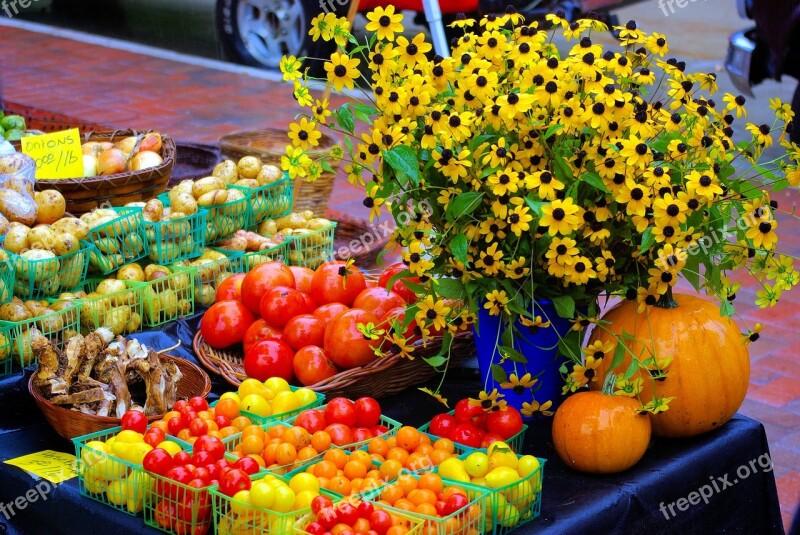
[52,232,80,256]
[159,289,178,318]
[0,213,8,236]
[200,249,226,262]
[257,220,278,236]
[163,213,191,236]
[275,213,308,230]
[237,156,261,179]
[0,302,31,322]
[59,252,85,289]
[36,310,65,333]
[18,249,59,282]
[169,180,195,199]
[256,164,282,185]
[28,226,57,252]
[192,177,226,199]
[177,299,192,316]
[0,189,37,226]
[307,218,333,230]
[143,287,161,323]
[221,235,247,251]
[24,300,48,317]
[142,199,164,222]
[94,237,120,255]
[298,210,314,221]
[169,272,192,293]
[197,190,229,207]
[113,136,138,155]
[170,192,198,216]
[125,202,146,209]
[51,217,89,241]
[122,234,145,259]
[144,264,171,279]
[96,279,127,295]
[34,190,66,225]
[118,263,145,282]
[0,332,10,361]
[126,312,142,333]
[212,160,238,184]
[226,188,246,203]
[235,179,260,189]
[16,329,35,366]
[103,306,132,335]
[197,284,216,306]
[4,225,30,253]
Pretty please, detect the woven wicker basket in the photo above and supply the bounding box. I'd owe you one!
[219,129,339,217]
[28,354,211,440]
[169,142,221,186]
[193,330,475,399]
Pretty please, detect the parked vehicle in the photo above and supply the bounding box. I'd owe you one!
[216,0,642,72]
[726,0,800,141]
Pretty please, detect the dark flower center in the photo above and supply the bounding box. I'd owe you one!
[379,15,391,27]
[333,65,347,77]
[552,208,566,221]
[759,221,772,233]
[631,188,644,201]
[666,204,679,217]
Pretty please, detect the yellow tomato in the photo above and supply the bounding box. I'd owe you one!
[271,391,300,415]
[464,451,489,478]
[293,388,317,407]
[240,394,271,417]
[271,485,296,513]
[264,377,290,394]
[249,481,276,510]
[238,379,266,399]
[220,391,242,405]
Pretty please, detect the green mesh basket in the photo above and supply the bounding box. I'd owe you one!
[123,200,208,265]
[294,502,425,534]
[0,322,13,377]
[239,175,294,227]
[213,237,290,272]
[144,471,214,533]
[419,411,527,454]
[203,187,252,244]
[141,265,195,327]
[0,258,14,304]
[72,426,191,516]
[210,385,324,432]
[0,303,80,368]
[172,249,244,306]
[286,222,336,269]
[85,207,150,274]
[8,242,92,300]
[65,278,147,336]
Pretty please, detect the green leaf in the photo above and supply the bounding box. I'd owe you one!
[552,295,575,319]
[402,305,419,329]
[450,234,469,266]
[581,172,608,193]
[720,300,735,317]
[434,279,466,300]
[682,253,701,290]
[319,159,334,173]
[492,365,509,384]
[622,359,639,380]
[543,123,564,140]
[609,338,627,371]
[344,135,353,156]
[446,192,483,220]
[423,355,446,368]
[499,345,528,364]
[524,197,547,216]
[558,335,580,361]
[352,102,377,123]
[553,153,573,182]
[382,145,420,184]
[469,134,495,153]
[639,227,655,254]
[335,104,355,134]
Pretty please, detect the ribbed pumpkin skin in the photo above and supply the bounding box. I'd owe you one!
[552,391,651,474]
[588,293,750,438]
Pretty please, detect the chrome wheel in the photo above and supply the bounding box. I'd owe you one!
[235,0,307,68]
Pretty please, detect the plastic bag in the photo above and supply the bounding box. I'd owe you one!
[0,153,37,226]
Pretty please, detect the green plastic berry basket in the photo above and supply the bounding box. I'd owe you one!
[61,278,147,337]
[8,242,92,300]
[239,174,295,227]
[85,207,150,274]
[72,425,191,516]
[214,237,291,272]
[203,186,252,245]
[286,221,337,269]
[125,199,208,265]
[0,303,80,368]
[295,501,425,534]
[140,265,195,327]
[144,468,215,533]
[0,322,13,377]
[171,249,245,307]
[211,385,325,430]
[0,257,14,304]
[419,410,528,454]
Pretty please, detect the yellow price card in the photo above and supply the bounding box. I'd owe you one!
[5,450,78,484]
[20,128,84,179]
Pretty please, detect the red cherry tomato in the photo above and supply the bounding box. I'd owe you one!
[173,400,188,413]
[193,436,226,461]
[188,418,209,437]
[323,309,382,369]
[311,495,333,514]
[234,456,261,475]
[313,303,350,326]
[260,286,313,327]
[357,500,374,518]
[167,416,184,436]
[283,314,326,351]
[353,397,381,428]
[310,261,367,306]
[219,469,251,497]
[486,406,524,440]
[352,287,406,321]
[216,273,245,302]
[188,396,209,412]
[429,413,458,438]
[192,451,215,467]
[454,398,485,425]
[325,423,354,446]
[144,428,166,448]
[369,510,393,534]
[451,423,485,448]
[443,493,470,515]
[481,432,507,449]
[173,451,192,466]
[240,261,295,314]
[289,266,315,293]
[352,428,373,443]
[200,300,255,349]
[294,409,327,434]
[243,319,283,354]
[378,263,420,303]
[325,397,357,427]
[337,502,359,526]
[155,500,177,529]
[121,409,148,433]
[305,522,325,535]
[166,466,193,484]
[214,415,231,429]
[292,346,339,386]
[243,339,295,382]
[143,448,175,476]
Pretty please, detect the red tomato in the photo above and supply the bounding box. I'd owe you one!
[200,300,255,349]
[214,415,230,429]
[429,413,457,438]
[292,346,339,386]
[357,501,374,518]
[193,436,226,461]
[189,396,209,412]
[310,261,367,306]
[243,339,295,382]
[260,286,313,327]
[188,418,209,437]
[216,273,245,302]
[234,456,261,475]
[173,451,192,466]
[155,500,177,529]
[219,469,251,497]
[325,397,357,427]
[325,423,354,446]
[243,319,283,354]
[283,315,326,351]
[353,397,381,427]
[192,451,215,468]
[311,495,333,514]
[294,409,327,434]
[173,400,188,412]
[305,522,325,535]
[481,432,507,449]
[143,448,174,476]
[313,303,350,326]
[337,502,358,526]
[121,409,148,433]
[302,292,317,311]
[451,424,484,448]
[240,261,295,313]
[353,287,406,320]
[454,398,485,425]
[324,309,381,369]
[289,266,315,293]
[485,406,524,440]
[352,428,373,443]
[443,493,470,515]
[369,510,393,534]
[167,416,184,436]
[378,263,420,303]
[144,428,166,448]
[166,466,193,484]
[379,307,417,341]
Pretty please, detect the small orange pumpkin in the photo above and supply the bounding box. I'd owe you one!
[588,291,749,438]
[552,388,651,474]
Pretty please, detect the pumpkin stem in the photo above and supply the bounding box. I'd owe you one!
[601,372,616,395]
[655,287,678,309]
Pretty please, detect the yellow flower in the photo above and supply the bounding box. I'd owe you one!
[415,295,451,332]
[324,52,361,91]
[365,5,404,41]
[521,399,553,417]
[746,123,774,148]
[507,198,533,236]
[293,82,313,107]
[582,339,615,361]
[645,32,669,56]
[745,219,778,250]
[469,389,504,411]
[723,93,748,118]
[396,33,432,66]
[570,355,603,388]
[312,99,332,124]
[563,256,596,285]
[287,117,322,150]
[385,332,415,359]
[755,287,780,308]
[742,323,763,346]
[419,387,449,408]
[615,377,643,397]
[281,145,312,179]
[540,198,582,236]
[279,55,303,82]
[505,257,530,279]
[475,242,504,276]
[483,289,510,316]
[520,315,551,334]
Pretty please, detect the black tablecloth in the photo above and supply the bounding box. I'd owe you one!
[0,315,785,535]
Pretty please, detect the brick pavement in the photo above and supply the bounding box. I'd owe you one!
[1,23,799,530]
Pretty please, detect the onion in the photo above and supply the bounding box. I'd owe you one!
[113,136,138,155]
[138,133,162,153]
[97,148,126,175]
[83,154,98,177]
[128,151,163,171]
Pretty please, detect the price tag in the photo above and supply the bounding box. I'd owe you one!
[20,128,84,179]
[5,450,78,484]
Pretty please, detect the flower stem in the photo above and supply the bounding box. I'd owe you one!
[655,287,678,309]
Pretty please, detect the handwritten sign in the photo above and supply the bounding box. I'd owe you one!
[5,450,78,484]
[20,128,83,179]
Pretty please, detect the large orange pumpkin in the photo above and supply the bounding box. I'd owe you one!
[588,291,749,438]
[552,390,651,474]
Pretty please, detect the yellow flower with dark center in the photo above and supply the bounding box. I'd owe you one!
[741,323,763,346]
[631,67,656,86]
[396,33,432,66]
[563,256,596,285]
[636,286,661,312]
[583,339,615,361]
[484,289,510,316]
[482,138,517,168]
[581,98,612,130]
[540,198,582,236]
[469,389,504,411]
[521,399,553,417]
[312,99,331,124]
[745,218,779,250]
[445,111,474,142]
[647,265,677,294]
[385,331,415,359]
[365,5,404,41]
[655,244,686,272]
[507,198,533,236]
[595,251,616,282]
[505,257,530,279]
[415,295,451,332]
[525,170,565,200]
[476,242,504,276]
[404,240,434,276]
[570,355,603,388]
[546,237,578,266]
[378,86,407,117]
[433,146,473,182]
[520,315,551,334]
[477,30,508,60]
[449,15,475,29]
[618,137,653,169]
[615,180,651,217]
[686,170,723,201]
[745,123,774,148]
[723,93,748,118]
[652,193,687,228]
[324,52,361,91]
[479,217,508,242]
[570,315,597,332]
[500,373,537,395]
[497,91,535,120]
[287,117,322,150]
[645,32,669,56]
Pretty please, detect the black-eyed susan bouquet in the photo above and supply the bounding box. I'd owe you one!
[280,8,800,418]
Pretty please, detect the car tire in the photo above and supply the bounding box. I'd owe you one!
[216,0,347,74]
